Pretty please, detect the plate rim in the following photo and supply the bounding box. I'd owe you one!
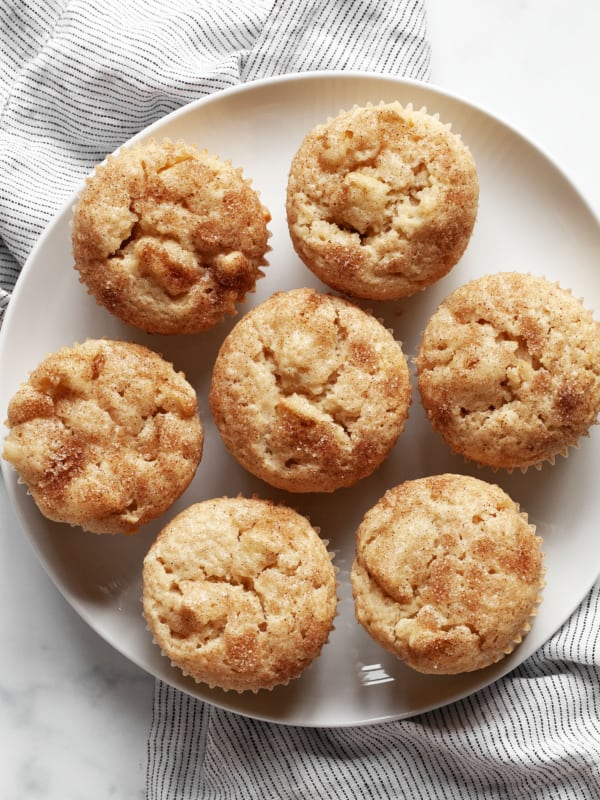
[2,69,600,727]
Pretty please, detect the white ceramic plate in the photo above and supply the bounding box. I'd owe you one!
[2,72,600,727]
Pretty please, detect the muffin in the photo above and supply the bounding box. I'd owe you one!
[72,138,271,334]
[351,474,544,674]
[142,496,337,692]
[416,272,600,470]
[209,287,412,493]
[286,102,479,300]
[2,339,203,534]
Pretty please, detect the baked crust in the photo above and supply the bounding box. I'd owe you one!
[416,272,600,470]
[209,287,411,492]
[286,102,478,300]
[351,474,544,674]
[142,496,337,691]
[3,339,203,534]
[72,138,271,334]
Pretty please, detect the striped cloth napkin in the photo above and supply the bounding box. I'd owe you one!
[2,2,600,798]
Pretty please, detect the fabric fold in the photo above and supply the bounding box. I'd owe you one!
[146,580,600,800]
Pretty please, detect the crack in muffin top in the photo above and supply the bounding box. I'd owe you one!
[72,138,271,334]
[286,102,479,300]
[416,272,600,470]
[351,474,544,674]
[142,497,337,691]
[3,339,203,534]
[209,287,411,492]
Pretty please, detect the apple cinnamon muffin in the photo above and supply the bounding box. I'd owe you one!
[72,138,271,334]
[351,474,544,674]
[416,272,600,470]
[209,287,411,493]
[142,496,337,692]
[286,102,479,300]
[2,339,203,534]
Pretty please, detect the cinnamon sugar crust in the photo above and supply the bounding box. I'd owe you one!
[416,272,600,470]
[72,138,271,334]
[351,474,544,674]
[142,497,337,691]
[2,339,203,534]
[209,287,412,493]
[286,102,479,300]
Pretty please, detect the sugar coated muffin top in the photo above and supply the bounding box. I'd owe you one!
[72,138,271,334]
[351,474,544,674]
[286,102,478,300]
[416,272,600,470]
[3,338,203,534]
[142,496,337,691]
[209,287,411,492]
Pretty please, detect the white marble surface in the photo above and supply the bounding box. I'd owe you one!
[1,2,598,798]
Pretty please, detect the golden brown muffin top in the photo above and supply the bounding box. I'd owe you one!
[286,102,478,300]
[416,272,600,470]
[72,138,271,334]
[209,287,412,492]
[351,474,544,674]
[3,339,203,534]
[142,496,337,692]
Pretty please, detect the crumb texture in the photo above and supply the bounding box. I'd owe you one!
[416,272,600,469]
[286,102,479,300]
[351,474,544,674]
[209,287,411,492]
[3,339,203,534]
[142,497,337,691]
[72,138,271,334]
